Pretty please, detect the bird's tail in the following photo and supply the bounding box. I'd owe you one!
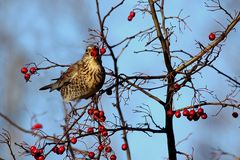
[39,82,58,92]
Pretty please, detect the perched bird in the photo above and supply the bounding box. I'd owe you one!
[39,45,105,102]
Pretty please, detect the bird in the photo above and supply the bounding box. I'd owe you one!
[39,45,105,102]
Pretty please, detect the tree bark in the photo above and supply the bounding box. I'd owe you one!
[165,112,177,160]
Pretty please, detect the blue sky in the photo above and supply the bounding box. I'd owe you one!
[0,1,239,160]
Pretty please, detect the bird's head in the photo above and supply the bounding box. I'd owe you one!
[85,45,101,61]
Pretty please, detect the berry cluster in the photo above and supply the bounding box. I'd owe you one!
[90,46,106,57]
[88,144,119,160]
[27,106,129,160]
[21,66,37,82]
[30,146,45,160]
[87,107,113,159]
[167,107,208,121]
[52,145,65,155]
[85,106,129,159]
[88,144,128,160]
[88,107,106,123]
[88,144,117,159]
[128,10,136,21]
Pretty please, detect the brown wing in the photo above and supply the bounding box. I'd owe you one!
[54,61,81,90]
[39,60,84,92]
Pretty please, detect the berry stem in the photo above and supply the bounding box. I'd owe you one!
[44,106,88,158]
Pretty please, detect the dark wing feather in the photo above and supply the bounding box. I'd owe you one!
[39,61,81,91]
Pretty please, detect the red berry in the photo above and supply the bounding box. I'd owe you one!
[70,137,77,144]
[232,112,238,118]
[99,111,105,117]
[52,146,59,153]
[30,146,37,152]
[39,149,43,154]
[196,112,201,117]
[193,113,200,121]
[99,116,106,122]
[93,114,99,121]
[98,125,105,132]
[174,83,181,91]
[175,110,181,118]
[110,154,117,160]
[121,144,128,150]
[88,152,95,159]
[87,127,94,134]
[31,123,43,130]
[98,144,104,151]
[167,109,174,117]
[21,67,28,74]
[32,148,40,155]
[129,11,135,17]
[209,32,216,41]
[128,15,133,21]
[31,147,39,156]
[24,73,31,81]
[93,109,99,117]
[100,47,106,55]
[183,109,189,116]
[88,108,94,115]
[36,155,45,160]
[201,113,208,119]
[30,67,37,74]
[91,48,98,58]
[187,115,193,121]
[58,146,65,154]
[197,108,204,115]
[105,146,112,153]
[101,130,108,137]
[189,110,195,116]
